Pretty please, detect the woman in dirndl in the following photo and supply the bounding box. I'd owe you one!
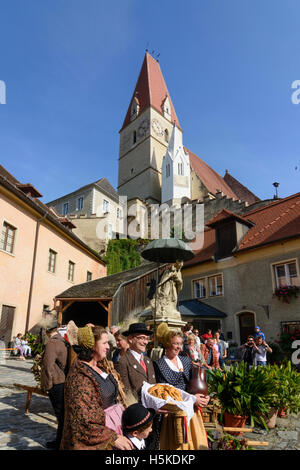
[60,325,133,450]
[153,323,209,450]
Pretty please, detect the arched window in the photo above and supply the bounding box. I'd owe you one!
[164,129,169,143]
[178,162,184,175]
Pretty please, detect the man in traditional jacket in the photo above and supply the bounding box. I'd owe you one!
[115,323,156,401]
[40,319,68,450]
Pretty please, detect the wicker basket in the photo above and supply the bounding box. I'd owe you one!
[161,403,185,414]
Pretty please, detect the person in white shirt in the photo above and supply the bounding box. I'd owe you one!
[253,336,272,366]
[21,337,31,357]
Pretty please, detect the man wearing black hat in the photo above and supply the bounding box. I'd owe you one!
[115,323,156,400]
[40,318,68,450]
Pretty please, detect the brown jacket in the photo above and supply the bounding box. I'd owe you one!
[40,333,68,391]
[200,344,220,369]
[60,359,117,450]
[115,350,156,399]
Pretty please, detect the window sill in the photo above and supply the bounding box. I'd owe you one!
[0,248,15,257]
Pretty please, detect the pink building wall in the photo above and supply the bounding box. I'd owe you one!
[0,189,106,340]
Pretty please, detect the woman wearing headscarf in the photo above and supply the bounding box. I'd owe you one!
[153,323,209,450]
[60,324,133,450]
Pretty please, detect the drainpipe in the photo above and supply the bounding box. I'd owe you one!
[25,213,47,333]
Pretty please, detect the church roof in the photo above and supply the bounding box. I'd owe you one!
[120,52,180,131]
[185,148,238,200]
[223,170,260,205]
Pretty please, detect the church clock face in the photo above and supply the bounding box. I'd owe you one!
[137,118,149,137]
[151,118,164,137]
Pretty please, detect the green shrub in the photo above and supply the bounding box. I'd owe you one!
[103,239,148,275]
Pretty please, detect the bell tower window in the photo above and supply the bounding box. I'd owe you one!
[164,129,169,143]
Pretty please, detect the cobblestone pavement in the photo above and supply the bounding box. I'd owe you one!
[1,357,300,450]
[0,357,57,450]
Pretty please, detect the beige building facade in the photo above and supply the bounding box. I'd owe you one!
[181,194,300,345]
[0,167,106,344]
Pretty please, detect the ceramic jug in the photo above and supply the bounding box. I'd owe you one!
[187,365,208,396]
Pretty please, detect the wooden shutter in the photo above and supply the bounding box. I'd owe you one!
[0,305,15,345]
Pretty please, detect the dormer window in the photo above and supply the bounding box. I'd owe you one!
[130,96,140,121]
[162,95,171,119]
[206,210,254,261]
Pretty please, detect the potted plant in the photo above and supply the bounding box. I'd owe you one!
[273,285,299,303]
[263,362,300,423]
[208,362,275,434]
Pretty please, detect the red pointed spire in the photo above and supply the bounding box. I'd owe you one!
[120,51,180,131]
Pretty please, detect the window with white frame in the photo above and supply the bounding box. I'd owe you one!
[77,197,83,210]
[209,274,223,296]
[193,278,207,299]
[0,222,16,254]
[48,249,57,273]
[103,199,109,213]
[274,260,299,287]
[68,261,75,282]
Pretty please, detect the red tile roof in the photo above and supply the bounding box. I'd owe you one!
[121,52,180,131]
[223,170,260,205]
[206,209,254,228]
[186,148,238,200]
[238,192,300,251]
[184,192,300,268]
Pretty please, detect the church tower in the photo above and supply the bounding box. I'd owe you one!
[118,52,182,204]
[161,122,191,205]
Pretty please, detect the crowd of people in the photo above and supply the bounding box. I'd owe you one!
[38,320,273,451]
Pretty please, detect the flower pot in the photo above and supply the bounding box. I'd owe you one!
[266,408,278,429]
[224,412,248,436]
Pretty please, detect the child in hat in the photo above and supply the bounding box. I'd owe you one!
[122,403,156,450]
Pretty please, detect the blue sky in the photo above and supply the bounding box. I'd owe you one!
[0,0,299,203]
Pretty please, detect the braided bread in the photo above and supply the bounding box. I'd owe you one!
[148,384,183,402]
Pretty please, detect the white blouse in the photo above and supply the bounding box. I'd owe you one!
[163,355,184,372]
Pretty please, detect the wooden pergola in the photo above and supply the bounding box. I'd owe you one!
[55,297,112,327]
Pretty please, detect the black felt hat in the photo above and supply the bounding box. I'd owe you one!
[122,403,156,432]
[122,322,153,337]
